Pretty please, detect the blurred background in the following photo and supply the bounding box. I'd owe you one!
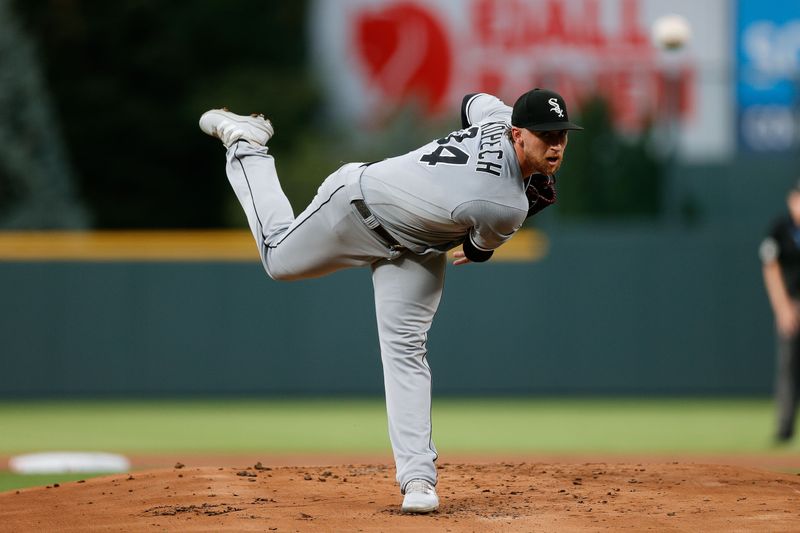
[1,0,799,411]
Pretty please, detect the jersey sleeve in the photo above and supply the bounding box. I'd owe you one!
[760,237,779,264]
[460,93,512,128]
[453,200,527,262]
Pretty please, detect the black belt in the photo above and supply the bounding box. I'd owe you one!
[352,199,404,251]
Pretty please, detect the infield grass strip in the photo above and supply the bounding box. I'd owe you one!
[0,397,796,455]
[0,473,101,492]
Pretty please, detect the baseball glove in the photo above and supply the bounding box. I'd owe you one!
[525,173,556,218]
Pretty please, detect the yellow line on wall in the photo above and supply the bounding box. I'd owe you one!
[0,231,257,261]
[0,229,548,262]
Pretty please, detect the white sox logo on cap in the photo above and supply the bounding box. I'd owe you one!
[548,98,564,118]
[511,88,583,131]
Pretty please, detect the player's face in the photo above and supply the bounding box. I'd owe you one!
[513,127,568,176]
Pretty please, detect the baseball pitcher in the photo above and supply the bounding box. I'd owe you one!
[199,88,582,513]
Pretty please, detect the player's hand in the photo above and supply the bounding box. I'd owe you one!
[452,250,471,266]
[776,304,800,337]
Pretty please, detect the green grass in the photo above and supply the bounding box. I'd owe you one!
[0,397,793,455]
[1,397,796,492]
[0,398,389,454]
[434,397,791,453]
[0,473,98,492]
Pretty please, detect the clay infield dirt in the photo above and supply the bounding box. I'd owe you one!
[2,457,800,532]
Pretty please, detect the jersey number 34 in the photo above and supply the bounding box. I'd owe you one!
[419,126,478,166]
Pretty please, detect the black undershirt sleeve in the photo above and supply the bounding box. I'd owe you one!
[462,234,494,263]
[460,93,480,129]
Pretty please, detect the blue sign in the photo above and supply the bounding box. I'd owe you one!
[737,0,800,152]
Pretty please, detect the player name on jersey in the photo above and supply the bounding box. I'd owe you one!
[476,121,506,176]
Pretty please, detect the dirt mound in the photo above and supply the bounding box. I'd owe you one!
[2,462,799,531]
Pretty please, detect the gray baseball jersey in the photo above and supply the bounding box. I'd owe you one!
[213,93,529,496]
[361,93,529,255]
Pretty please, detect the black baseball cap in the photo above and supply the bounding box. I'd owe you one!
[511,88,583,131]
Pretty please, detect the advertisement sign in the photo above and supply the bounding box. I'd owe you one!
[310,0,732,161]
[737,0,800,153]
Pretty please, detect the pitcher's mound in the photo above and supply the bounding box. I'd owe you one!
[2,462,799,531]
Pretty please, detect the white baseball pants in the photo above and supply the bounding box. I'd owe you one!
[224,141,444,491]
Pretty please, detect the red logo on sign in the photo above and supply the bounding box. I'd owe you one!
[354,3,452,116]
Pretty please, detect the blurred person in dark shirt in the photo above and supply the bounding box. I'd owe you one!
[760,180,800,444]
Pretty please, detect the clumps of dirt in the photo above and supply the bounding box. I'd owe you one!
[144,503,243,517]
[1,462,799,532]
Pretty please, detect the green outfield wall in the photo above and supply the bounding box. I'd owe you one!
[0,222,775,397]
